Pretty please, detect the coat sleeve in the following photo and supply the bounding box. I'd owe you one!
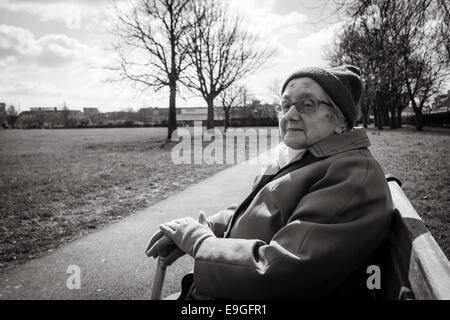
[205,204,238,238]
[193,156,393,299]
[205,164,275,237]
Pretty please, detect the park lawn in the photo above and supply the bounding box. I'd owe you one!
[366,126,450,258]
[0,126,449,271]
[0,128,234,271]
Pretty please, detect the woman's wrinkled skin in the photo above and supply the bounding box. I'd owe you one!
[279,77,346,150]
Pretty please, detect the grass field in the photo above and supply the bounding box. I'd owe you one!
[366,126,450,258]
[0,126,449,271]
[0,128,236,271]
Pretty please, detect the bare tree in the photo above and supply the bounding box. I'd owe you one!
[6,105,19,129]
[61,101,72,128]
[220,84,246,132]
[267,77,283,105]
[239,86,253,109]
[183,0,275,129]
[398,1,449,131]
[328,0,449,131]
[34,110,47,129]
[109,0,193,139]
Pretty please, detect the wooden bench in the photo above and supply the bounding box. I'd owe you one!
[383,175,450,299]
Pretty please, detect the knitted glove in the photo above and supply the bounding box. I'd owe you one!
[159,212,215,258]
[145,229,185,266]
[145,211,211,264]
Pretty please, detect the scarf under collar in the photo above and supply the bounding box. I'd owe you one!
[276,142,307,169]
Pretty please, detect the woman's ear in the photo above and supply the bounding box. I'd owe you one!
[334,123,347,134]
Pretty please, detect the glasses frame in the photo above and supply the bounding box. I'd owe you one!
[275,98,332,115]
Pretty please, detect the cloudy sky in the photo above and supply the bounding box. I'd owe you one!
[0,0,344,112]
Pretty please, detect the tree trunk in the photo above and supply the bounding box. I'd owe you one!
[383,104,390,127]
[374,91,383,130]
[206,97,215,129]
[224,109,230,132]
[396,106,403,129]
[376,103,383,130]
[378,108,384,130]
[361,98,369,128]
[362,112,368,128]
[167,83,177,140]
[389,104,396,129]
[413,103,423,131]
[373,108,378,129]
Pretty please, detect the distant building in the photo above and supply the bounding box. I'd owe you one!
[177,107,217,121]
[174,107,225,126]
[0,102,5,114]
[11,101,278,129]
[30,107,57,111]
[432,90,450,113]
[17,109,85,128]
[83,108,101,124]
[136,107,169,125]
[83,108,99,115]
[174,104,277,126]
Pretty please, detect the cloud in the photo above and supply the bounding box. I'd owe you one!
[240,21,346,104]
[296,21,344,66]
[0,81,62,96]
[0,0,79,29]
[0,24,119,110]
[297,22,343,49]
[36,34,101,67]
[0,0,114,30]
[0,24,36,57]
[0,24,106,69]
[228,0,308,41]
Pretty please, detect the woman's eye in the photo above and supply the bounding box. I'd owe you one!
[302,101,314,109]
[282,103,290,112]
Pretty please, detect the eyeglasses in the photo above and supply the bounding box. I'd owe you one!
[275,98,331,115]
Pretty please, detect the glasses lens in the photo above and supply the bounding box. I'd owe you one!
[299,99,316,112]
[283,102,290,113]
[276,102,289,114]
[277,98,323,115]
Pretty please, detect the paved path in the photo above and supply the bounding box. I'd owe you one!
[0,160,267,299]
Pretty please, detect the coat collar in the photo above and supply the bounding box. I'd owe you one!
[308,128,371,158]
[266,128,371,174]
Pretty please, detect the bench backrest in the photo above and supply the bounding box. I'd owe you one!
[385,179,450,300]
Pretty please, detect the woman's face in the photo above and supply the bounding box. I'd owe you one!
[279,78,341,150]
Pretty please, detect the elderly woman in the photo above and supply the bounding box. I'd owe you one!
[146,65,393,299]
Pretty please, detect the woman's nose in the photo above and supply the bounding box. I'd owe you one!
[285,105,301,121]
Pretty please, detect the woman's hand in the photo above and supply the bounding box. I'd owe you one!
[159,212,215,258]
[145,211,213,264]
[145,228,185,266]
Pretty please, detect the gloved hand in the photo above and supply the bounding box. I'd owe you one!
[145,229,185,266]
[159,211,215,258]
[145,211,212,264]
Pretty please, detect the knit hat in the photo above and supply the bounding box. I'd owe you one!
[281,65,363,128]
